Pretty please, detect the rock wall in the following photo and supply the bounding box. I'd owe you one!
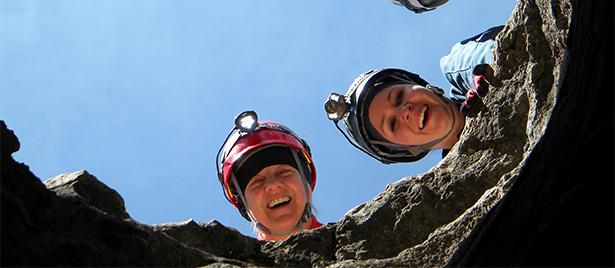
[1,0,613,266]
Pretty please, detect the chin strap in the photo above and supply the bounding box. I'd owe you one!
[231,149,313,238]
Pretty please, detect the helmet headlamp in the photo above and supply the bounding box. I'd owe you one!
[234,110,258,133]
[216,110,317,223]
[324,93,350,122]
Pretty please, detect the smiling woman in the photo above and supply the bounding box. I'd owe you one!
[0,0,518,240]
[216,111,322,241]
[367,83,464,149]
[324,26,504,164]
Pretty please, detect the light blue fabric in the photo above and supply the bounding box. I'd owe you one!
[440,25,504,104]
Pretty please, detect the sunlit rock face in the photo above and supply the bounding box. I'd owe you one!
[44,170,131,219]
[1,0,612,266]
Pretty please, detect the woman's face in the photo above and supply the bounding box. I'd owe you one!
[244,164,309,233]
[368,84,457,147]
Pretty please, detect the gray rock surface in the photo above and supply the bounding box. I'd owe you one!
[1,0,612,266]
[44,170,131,219]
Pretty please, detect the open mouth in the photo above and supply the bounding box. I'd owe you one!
[419,105,429,130]
[267,196,291,209]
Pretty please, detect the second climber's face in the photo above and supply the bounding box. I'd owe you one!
[244,164,309,232]
[368,84,455,146]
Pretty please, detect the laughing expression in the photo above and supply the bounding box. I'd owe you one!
[244,164,309,233]
[367,84,460,148]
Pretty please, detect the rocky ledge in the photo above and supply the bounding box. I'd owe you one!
[1,0,612,266]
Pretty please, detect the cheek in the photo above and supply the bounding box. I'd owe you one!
[432,103,453,123]
[397,131,419,144]
[245,193,267,221]
[407,87,438,102]
[244,190,261,208]
[292,182,309,203]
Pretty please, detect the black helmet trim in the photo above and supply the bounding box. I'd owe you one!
[229,147,313,236]
[233,146,300,195]
[228,143,314,221]
[217,111,317,225]
[216,121,312,184]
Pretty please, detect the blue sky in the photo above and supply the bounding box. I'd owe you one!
[1,0,516,237]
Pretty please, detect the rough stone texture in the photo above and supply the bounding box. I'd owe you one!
[1,0,613,266]
[44,170,131,219]
[153,219,270,265]
[1,121,248,267]
[448,0,614,266]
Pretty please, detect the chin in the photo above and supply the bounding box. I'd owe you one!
[267,214,301,230]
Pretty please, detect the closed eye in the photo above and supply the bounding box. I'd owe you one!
[277,168,295,177]
[395,89,404,106]
[389,117,397,133]
[247,177,265,190]
[389,89,404,132]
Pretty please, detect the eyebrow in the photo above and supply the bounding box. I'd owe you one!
[248,175,264,186]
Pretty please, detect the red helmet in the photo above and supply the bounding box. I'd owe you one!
[216,112,316,220]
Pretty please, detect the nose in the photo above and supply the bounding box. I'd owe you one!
[263,176,283,192]
[396,102,413,124]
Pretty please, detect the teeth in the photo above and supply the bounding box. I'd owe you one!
[419,105,428,130]
[267,196,290,209]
